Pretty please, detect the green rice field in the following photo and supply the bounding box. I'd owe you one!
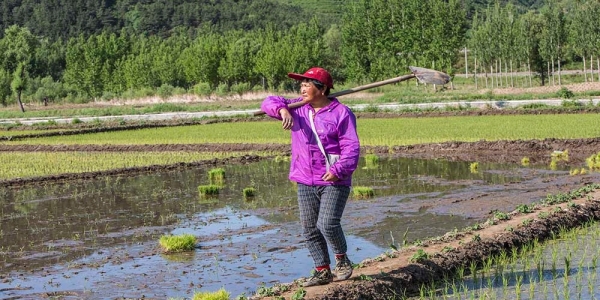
[2,114,599,146]
[0,151,275,179]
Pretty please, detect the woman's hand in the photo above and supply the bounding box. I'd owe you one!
[322,171,339,182]
[279,108,293,130]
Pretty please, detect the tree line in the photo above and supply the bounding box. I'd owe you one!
[0,0,599,110]
[469,0,600,88]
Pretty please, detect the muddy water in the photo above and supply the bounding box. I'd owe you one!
[0,157,584,299]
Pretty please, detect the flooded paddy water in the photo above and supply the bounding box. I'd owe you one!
[419,223,600,300]
[1,155,599,299]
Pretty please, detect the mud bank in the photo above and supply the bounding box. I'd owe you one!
[2,137,599,189]
[272,187,600,300]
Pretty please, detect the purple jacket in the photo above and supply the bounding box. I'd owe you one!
[261,96,360,186]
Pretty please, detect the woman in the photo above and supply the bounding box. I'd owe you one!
[261,67,360,287]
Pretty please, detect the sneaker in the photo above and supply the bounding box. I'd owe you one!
[302,268,334,287]
[333,255,353,280]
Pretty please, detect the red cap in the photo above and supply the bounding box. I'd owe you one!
[288,67,334,89]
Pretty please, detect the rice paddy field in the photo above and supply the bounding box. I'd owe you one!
[2,107,600,299]
[3,114,600,146]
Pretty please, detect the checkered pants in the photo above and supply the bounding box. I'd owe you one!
[297,183,350,267]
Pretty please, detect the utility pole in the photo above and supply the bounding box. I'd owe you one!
[464,47,468,76]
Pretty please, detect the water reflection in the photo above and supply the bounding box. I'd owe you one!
[0,156,564,298]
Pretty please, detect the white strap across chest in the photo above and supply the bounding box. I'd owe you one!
[308,109,331,166]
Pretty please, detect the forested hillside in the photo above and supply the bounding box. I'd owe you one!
[0,0,311,40]
[1,0,549,41]
[1,0,599,111]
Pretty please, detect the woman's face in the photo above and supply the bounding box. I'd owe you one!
[300,81,324,102]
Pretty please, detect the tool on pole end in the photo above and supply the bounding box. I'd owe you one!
[409,66,451,85]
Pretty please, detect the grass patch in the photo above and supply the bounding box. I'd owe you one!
[159,233,196,253]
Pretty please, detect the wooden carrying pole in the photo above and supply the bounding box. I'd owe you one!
[253,66,450,116]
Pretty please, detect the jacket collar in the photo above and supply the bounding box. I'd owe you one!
[309,98,340,113]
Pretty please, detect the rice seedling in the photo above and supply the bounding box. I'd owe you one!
[429,221,600,299]
[469,162,479,174]
[352,186,374,199]
[410,249,429,263]
[493,211,510,221]
[159,233,196,253]
[242,187,256,200]
[586,152,600,170]
[198,185,221,196]
[521,157,530,167]
[208,168,225,185]
[192,288,230,300]
[549,159,558,170]
[538,211,550,219]
[551,149,569,162]
[291,288,306,300]
[516,204,534,214]
[363,154,380,169]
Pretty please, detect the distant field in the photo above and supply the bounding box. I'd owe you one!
[3,114,600,147]
[0,151,276,180]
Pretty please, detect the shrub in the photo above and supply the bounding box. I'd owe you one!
[172,87,186,95]
[252,84,264,92]
[101,91,116,101]
[159,234,196,253]
[215,83,229,96]
[192,82,212,96]
[157,84,175,99]
[121,89,137,99]
[557,87,574,99]
[134,87,155,98]
[230,82,251,96]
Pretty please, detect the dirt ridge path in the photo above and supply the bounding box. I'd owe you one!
[265,187,600,300]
